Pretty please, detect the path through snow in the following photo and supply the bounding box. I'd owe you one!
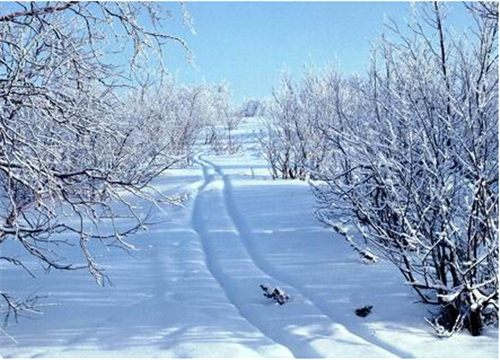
[0,118,497,358]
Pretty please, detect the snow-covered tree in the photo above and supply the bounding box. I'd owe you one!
[260,1,497,336]
[205,83,241,154]
[314,2,498,336]
[260,70,339,180]
[238,99,265,117]
[0,1,192,324]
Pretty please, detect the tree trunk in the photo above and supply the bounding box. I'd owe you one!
[468,307,483,336]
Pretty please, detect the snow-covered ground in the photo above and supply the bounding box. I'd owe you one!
[0,118,498,358]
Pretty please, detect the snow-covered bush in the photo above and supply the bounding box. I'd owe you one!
[259,72,333,180]
[238,99,265,117]
[130,82,226,166]
[260,2,498,336]
[0,1,194,323]
[314,2,498,336]
[211,84,242,155]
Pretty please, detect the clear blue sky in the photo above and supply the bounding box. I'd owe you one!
[0,1,473,103]
[162,1,473,103]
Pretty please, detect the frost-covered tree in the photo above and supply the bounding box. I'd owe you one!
[126,81,231,165]
[206,83,241,154]
[260,71,338,180]
[238,99,265,117]
[313,2,498,336]
[0,1,192,324]
[259,1,498,336]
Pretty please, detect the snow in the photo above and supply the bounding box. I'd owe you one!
[0,117,498,358]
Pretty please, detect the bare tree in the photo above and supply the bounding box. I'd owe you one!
[204,83,241,154]
[314,2,498,336]
[0,1,192,326]
[237,99,265,117]
[259,2,498,336]
[260,70,337,180]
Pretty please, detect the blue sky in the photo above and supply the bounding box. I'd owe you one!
[0,1,473,103]
[162,1,473,103]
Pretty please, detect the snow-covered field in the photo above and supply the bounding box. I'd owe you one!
[0,118,498,358]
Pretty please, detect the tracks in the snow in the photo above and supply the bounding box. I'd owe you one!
[191,156,409,359]
[191,157,307,358]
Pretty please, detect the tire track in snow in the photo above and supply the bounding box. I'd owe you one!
[191,158,299,358]
[199,156,413,359]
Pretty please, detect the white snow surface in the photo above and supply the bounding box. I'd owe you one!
[0,118,498,358]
